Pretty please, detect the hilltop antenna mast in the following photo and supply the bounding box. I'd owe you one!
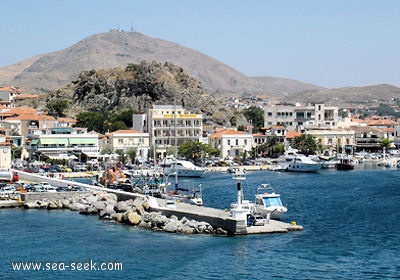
[130,21,135,32]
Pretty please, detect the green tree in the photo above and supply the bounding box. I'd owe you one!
[178,141,219,161]
[292,134,318,155]
[242,106,264,132]
[376,103,396,117]
[109,120,128,132]
[115,149,126,163]
[126,148,137,163]
[45,99,69,117]
[109,109,139,128]
[101,144,113,155]
[76,111,108,133]
[381,138,391,150]
[178,141,205,160]
[206,147,221,157]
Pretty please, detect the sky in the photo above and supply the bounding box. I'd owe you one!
[1,0,400,89]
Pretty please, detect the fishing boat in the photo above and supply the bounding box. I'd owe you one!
[162,183,203,206]
[253,184,287,220]
[336,157,355,170]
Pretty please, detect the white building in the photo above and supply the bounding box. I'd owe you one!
[208,129,253,159]
[133,105,203,159]
[264,103,339,131]
[107,129,150,161]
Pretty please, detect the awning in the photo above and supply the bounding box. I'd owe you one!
[69,138,97,145]
[40,139,68,145]
[31,139,39,145]
[51,127,74,133]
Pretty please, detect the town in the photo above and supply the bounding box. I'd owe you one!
[0,85,399,175]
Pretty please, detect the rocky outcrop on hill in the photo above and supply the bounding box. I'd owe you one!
[49,60,221,122]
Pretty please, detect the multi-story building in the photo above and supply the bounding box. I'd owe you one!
[264,103,338,131]
[26,127,99,161]
[264,104,296,129]
[208,129,253,159]
[106,129,150,162]
[133,105,203,159]
[305,128,355,154]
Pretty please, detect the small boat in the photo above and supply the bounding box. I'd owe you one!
[336,157,355,170]
[253,184,287,220]
[162,183,203,206]
[229,173,287,222]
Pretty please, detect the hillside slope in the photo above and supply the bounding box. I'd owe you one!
[0,31,323,97]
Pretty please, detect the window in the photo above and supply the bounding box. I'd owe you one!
[236,139,239,146]
[227,140,230,145]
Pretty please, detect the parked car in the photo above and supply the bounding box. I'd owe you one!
[247,214,265,226]
[73,165,87,172]
[60,166,72,172]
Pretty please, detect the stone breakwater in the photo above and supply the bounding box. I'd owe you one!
[23,191,228,235]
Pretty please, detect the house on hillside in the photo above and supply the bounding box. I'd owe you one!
[0,86,38,108]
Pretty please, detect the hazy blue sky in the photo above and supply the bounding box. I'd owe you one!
[2,0,400,88]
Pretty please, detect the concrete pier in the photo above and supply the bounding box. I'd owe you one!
[155,198,303,235]
[11,169,303,235]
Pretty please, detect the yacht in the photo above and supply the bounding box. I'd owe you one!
[158,156,205,177]
[286,154,322,172]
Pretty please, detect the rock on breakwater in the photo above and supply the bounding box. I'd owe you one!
[23,191,227,235]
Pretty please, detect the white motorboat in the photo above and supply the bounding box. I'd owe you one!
[158,156,205,177]
[286,154,321,172]
[253,184,287,220]
[229,172,287,222]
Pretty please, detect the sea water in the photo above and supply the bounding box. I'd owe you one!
[1,167,400,279]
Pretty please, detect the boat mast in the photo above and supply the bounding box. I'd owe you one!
[174,93,178,190]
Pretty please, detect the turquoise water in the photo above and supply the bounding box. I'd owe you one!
[1,167,400,279]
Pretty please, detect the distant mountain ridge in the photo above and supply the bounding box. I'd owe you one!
[0,31,323,98]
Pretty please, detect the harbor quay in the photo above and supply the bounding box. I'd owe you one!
[6,169,303,236]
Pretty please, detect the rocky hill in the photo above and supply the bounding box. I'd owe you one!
[44,61,235,125]
[0,30,323,98]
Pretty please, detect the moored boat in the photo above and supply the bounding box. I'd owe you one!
[336,157,355,170]
[286,155,322,172]
[253,184,287,220]
[157,155,205,177]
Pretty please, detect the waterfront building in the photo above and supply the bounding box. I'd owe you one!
[106,129,150,162]
[0,136,12,169]
[26,127,99,161]
[264,103,339,131]
[305,128,355,154]
[253,126,286,146]
[208,129,253,159]
[352,126,385,152]
[133,105,203,159]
